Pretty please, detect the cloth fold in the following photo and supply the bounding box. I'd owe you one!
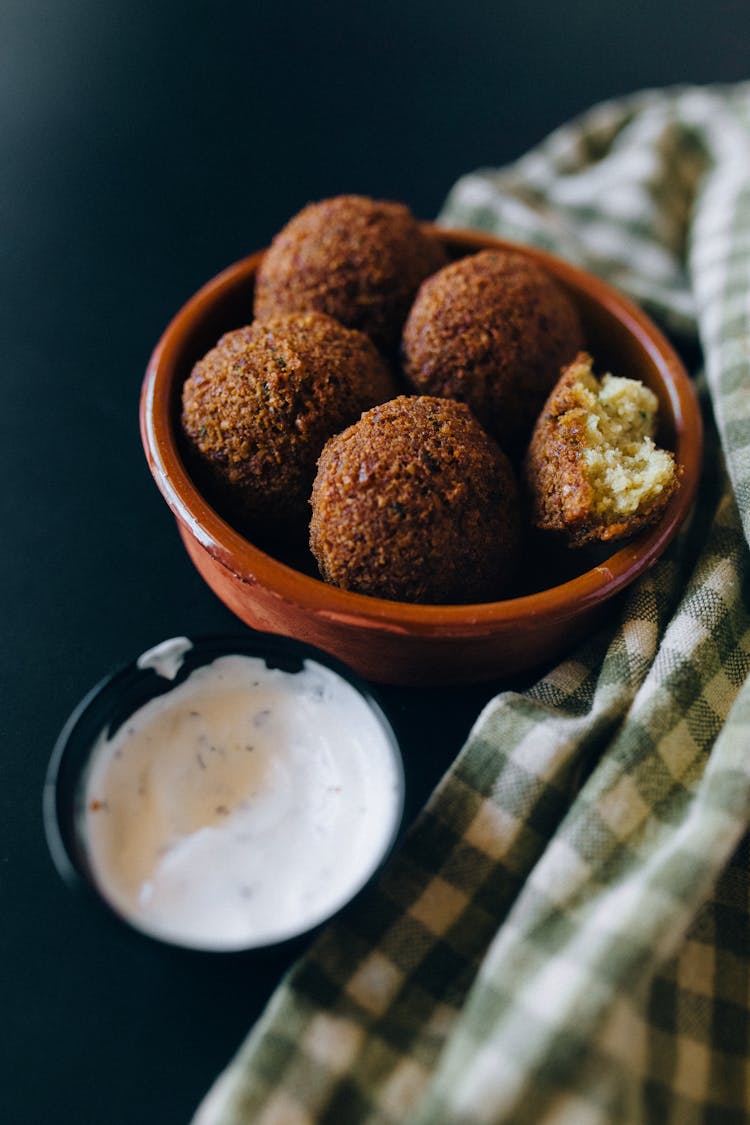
[196,84,750,1124]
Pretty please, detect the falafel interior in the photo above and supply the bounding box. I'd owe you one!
[525,352,680,547]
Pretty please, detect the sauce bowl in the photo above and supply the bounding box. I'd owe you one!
[44,633,404,952]
[140,227,702,685]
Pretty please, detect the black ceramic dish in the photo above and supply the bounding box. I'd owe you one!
[44,631,404,952]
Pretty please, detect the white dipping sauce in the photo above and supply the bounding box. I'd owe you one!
[82,652,401,950]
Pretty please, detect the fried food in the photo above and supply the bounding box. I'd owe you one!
[254,195,447,354]
[524,352,680,546]
[401,248,584,459]
[181,312,397,537]
[309,395,521,603]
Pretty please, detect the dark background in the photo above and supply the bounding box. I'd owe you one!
[2,2,748,1122]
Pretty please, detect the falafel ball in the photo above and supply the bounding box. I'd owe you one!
[254,195,448,354]
[181,311,397,537]
[525,352,680,546]
[401,249,584,459]
[309,395,521,604]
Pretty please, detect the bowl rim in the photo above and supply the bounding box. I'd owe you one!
[140,224,702,638]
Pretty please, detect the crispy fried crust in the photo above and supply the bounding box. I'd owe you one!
[254,195,448,354]
[309,395,521,604]
[181,312,397,535]
[401,248,584,460]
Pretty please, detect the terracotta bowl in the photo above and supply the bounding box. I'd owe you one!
[140,227,702,686]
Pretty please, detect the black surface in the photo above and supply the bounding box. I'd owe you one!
[2,2,748,1121]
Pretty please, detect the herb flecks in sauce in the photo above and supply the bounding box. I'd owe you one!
[83,655,400,950]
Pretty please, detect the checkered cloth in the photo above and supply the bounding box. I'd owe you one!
[196,85,750,1124]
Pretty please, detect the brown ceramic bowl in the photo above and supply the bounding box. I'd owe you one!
[140,226,702,686]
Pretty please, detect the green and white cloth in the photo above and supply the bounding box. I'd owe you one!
[196,85,750,1124]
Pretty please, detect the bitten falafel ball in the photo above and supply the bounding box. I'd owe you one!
[253,195,448,354]
[401,249,584,459]
[181,312,397,537]
[309,395,521,604]
[525,352,680,546]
